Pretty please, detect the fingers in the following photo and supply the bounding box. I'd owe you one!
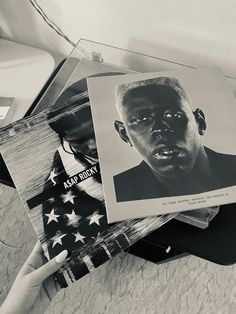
[21,241,45,275]
[26,241,43,262]
[32,240,43,254]
[31,250,68,285]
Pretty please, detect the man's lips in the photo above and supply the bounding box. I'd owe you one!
[152,145,185,160]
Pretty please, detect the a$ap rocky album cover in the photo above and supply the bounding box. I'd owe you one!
[0,89,174,288]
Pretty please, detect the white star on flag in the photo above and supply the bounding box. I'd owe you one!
[73,232,86,244]
[61,191,76,204]
[88,211,104,226]
[66,210,80,221]
[48,168,57,185]
[45,208,60,224]
[52,233,67,248]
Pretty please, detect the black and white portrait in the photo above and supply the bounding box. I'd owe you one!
[88,68,236,222]
[113,76,236,201]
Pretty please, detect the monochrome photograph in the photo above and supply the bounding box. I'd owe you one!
[0,76,173,287]
[2,2,236,314]
[88,68,236,222]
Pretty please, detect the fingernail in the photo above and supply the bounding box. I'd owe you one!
[55,250,68,263]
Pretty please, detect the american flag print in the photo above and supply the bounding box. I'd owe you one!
[0,102,175,288]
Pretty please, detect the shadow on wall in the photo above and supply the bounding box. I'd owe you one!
[0,0,70,56]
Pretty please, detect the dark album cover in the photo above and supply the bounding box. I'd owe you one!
[0,93,174,287]
[87,68,236,223]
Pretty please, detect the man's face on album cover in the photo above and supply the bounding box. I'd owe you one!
[63,107,98,161]
[116,85,205,178]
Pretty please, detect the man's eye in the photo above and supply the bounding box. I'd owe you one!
[163,112,184,119]
[164,113,173,119]
[174,113,183,119]
[131,116,152,124]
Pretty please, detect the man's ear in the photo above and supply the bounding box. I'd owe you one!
[114,120,132,146]
[193,108,207,135]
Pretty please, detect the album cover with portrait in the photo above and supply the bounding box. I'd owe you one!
[0,95,174,288]
[87,68,236,223]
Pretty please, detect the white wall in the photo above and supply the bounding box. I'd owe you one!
[1,0,236,77]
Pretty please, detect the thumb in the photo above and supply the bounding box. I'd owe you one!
[32,250,68,284]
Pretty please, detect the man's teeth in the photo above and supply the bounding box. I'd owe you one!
[161,149,174,155]
[154,148,184,157]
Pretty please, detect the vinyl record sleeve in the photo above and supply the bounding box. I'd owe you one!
[0,101,174,287]
[87,68,236,223]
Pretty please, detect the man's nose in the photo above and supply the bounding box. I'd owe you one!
[151,116,175,139]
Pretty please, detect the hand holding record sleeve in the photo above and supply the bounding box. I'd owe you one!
[0,75,175,288]
[1,242,68,314]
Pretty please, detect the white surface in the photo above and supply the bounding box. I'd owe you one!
[0,39,55,122]
[1,1,236,78]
